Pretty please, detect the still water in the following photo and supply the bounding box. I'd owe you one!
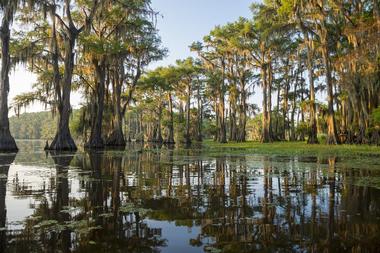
[1,140,380,253]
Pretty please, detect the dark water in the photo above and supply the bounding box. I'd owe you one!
[1,140,380,253]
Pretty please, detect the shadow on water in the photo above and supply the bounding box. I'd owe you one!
[2,140,380,252]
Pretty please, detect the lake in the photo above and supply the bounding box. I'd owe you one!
[1,140,380,252]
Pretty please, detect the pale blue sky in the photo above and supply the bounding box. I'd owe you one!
[10,0,257,113]
[150,0,255,67]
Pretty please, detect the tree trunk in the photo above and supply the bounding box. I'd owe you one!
[196,85,203,142]
[238,79,247,142]
[156,105,163,143]
[139,113,144,142]
[106,67,126,147]
[49,29,77,151]
[219,61,227,143]
[282,65,290,140]
[0,6,17,152]
[299,74,305,141]
[268,62,273,140]
[229,101,237,141]
[374,0,380,27]
[340,97,348,143]
[214,100,219,142]
[184,83,192,144]
[86,58,106,149]
[275,86,281,138]
[299,14,318,144]
[166,93,175,144]
[261,65,271,143]
[290,80,298,141]
[218,91,227,143]
[322,38,338,145]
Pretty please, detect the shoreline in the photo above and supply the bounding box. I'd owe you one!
[202,140,380,157]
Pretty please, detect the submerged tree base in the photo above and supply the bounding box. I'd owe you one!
[307,132,319,145]
[0,131,18,152]
[326,135,339,145]
[370,130,380,146]
[48,132,77,151]
[49,151,75,167]
[85,140,105,150]
[105,130,126,147]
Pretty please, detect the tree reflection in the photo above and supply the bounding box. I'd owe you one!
[4,147,380,252]
[0,154,16,253]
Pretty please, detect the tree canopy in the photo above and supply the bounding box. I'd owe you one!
[1,0,379,150]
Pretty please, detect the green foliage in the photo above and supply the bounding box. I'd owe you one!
[202,140,380,157]
[4,0,380,148]
[246,115,263,141]
[10,110,82,140]
[277,0,293,17]
[371,107,380,128]
[10,111,55,139]
[296,121,309,136]
[202,119,218,139]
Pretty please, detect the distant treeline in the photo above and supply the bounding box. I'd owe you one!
[9,109,263,142]
[10,110,81,140]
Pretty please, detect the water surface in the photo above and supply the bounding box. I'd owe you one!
[1,140,380,252]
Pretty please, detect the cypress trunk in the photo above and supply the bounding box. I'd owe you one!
[261,65,271,143]
[86,58,106,149]
[238,80,247,142]
[156,105,163,143]
[290,81,298,141]
[316,19,338,145]
[300,17,318,144]
[283,82,289,140]
[49,29,77,151]
[238,109,247,142]
[166,93,175,144]
[218,92,227,143]
[229,101,237,141]
[219,61,227,143]
[322,42,339,145]
[0,6,17,152]
[268,62,273,140]
[196,86,203,142]
[106,69,126,147]
[275,86,281,138]
[184,83,192,144]
[214,101,219,142]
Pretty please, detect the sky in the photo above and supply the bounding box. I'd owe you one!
[9,0,256,114]
[150,0,254,67]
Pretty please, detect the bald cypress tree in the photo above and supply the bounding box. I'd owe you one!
[0,0,36,152]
